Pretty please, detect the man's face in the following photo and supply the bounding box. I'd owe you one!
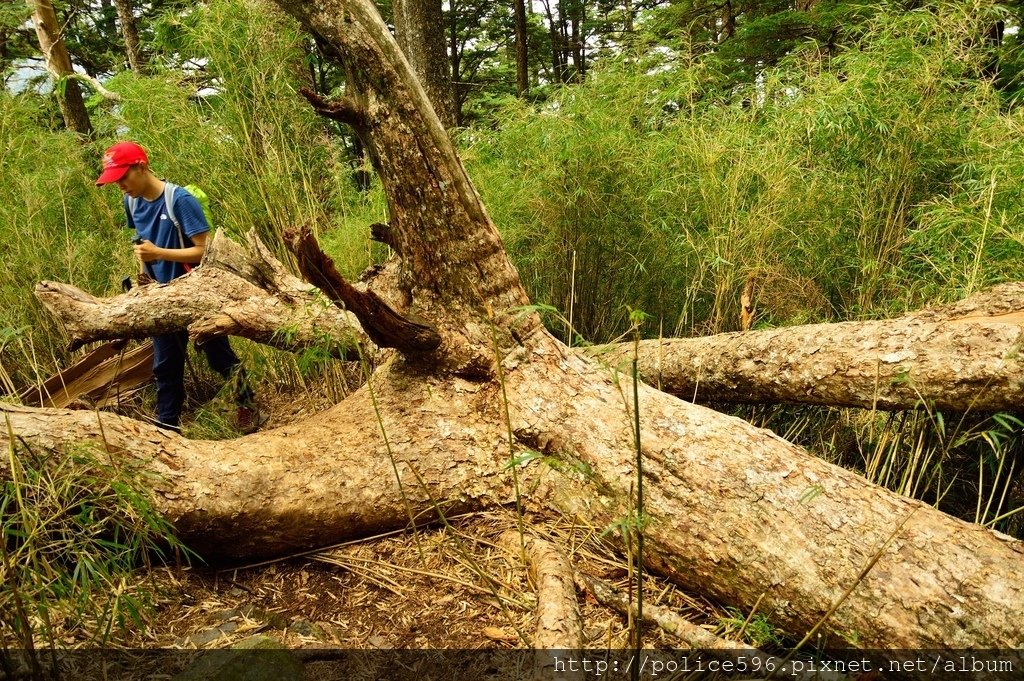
[116,164,146,198]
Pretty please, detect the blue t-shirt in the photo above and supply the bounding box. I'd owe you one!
[125,185,208,283]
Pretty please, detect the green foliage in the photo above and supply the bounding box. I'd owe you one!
[746,403,1024,538]
[1,0,379,388]
[468,1,1024,342]
[0,90,130,387]
[1,437,186,647]
[101,0,371,255]
[718,608,786,648]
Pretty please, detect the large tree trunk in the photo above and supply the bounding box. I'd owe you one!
[8,0,1024,658]
[27,0,93,136]
[599,284,1024,412]
[5,330,1024,650]
[32,230,365,355]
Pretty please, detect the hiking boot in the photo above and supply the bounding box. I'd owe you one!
[236,405,267,434]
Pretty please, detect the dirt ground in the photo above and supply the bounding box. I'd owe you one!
[126,510,731,652]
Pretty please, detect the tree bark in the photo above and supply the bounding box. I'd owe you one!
[514,0,530,96]
[112,0,144,73]
[34,230,366,355]
[392,0,457,129]
[9,0,1024,658]
[5,331,1024,650]
[597,284,1024,412]
[500,531,583,651]
[27,0,93,136]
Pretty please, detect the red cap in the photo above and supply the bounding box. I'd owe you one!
[96,141,148,185]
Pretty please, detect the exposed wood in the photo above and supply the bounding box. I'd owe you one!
[271,0,541,364]
[18,340,153,409]
[5,332,1024,650]
[34,230,366,356]
[285,226,440,353]
[596,283,1024,412]
[66,72,121,101]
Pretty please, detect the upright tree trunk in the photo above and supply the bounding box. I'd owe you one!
[570,0,583,80]
[542,0,568,83]
[112,0,144,73]
[392,0,457,129]
[27,0,93,136]
[723,0,736,40]
[514,0,529,96]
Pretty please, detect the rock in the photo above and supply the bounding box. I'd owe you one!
[171,635,302,681]
[287,619,326,640]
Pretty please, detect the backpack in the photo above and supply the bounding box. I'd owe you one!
[128,181,212,271]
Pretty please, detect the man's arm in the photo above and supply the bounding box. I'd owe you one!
[135,231,208,264]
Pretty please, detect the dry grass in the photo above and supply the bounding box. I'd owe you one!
[85,511,733,653]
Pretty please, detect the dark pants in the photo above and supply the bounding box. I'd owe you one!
[152,332,240,431]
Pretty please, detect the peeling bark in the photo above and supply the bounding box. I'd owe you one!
[598,283,1024,412]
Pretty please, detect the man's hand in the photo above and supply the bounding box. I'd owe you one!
[134,239,162,263]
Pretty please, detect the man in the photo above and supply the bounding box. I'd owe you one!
[96,141,261,434]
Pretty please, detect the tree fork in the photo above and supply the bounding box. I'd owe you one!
[10,0,1024,658]
[285,226,441,353]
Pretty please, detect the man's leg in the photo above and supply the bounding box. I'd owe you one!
[197,336,261,432]
[196,336,240,379]
[152,332,188,431]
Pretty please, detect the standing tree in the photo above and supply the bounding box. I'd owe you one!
[514,0,529,95]
[5,0,1024,654]
[113,0,144,73]
[393,0,457,128]
[26,0,93,135]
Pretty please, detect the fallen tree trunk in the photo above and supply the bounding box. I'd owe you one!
[34,230,366,356]
[598,284,1024,412]
[39,227,1024,417]
[7,0,1024,660]
[5,331,1024,649]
